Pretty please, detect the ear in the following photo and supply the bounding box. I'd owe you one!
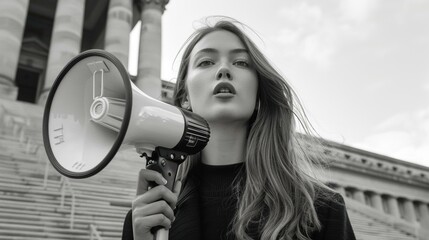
[181,96,192,110]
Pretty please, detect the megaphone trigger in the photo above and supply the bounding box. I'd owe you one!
[144,147,187,191]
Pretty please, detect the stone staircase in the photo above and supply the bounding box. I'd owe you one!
[345,197,418,240]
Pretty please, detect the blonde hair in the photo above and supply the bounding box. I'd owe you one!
[173,17,333,240]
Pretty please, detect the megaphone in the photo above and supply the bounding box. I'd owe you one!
[42,50,210,186]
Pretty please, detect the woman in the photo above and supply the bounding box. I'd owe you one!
[122,18,356,240]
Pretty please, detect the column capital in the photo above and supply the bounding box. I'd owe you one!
[138,0,169,13]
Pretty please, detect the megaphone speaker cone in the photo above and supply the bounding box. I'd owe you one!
[43,50,133,178]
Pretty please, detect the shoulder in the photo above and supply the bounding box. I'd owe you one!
[314,190,347,216]
[311,190,357,240]
[313,189,349,223]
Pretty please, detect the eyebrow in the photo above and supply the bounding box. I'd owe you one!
[194,48,249,55]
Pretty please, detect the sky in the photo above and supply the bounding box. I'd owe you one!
[128,0,429,167]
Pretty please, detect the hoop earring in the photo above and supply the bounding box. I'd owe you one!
[182,99,192,111]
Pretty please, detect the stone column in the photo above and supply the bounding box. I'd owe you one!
[353,189,365,204]
[0,0,30,100]
[418,202,429,221]
[370,192,384,212]
[135,0,169,99]
[105,0,132,67]
[38,0,85,105]
[403,200,416,223]
[387,195,401,218]
[419,203,429,240]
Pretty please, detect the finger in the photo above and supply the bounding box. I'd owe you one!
[134,214,172,230]
[133,200,175,222]
[133,185,178,209]
[134,185,178,208]
[137,169,168,196]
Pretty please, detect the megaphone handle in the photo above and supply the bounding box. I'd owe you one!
[146,157,179,236]
[154,228,169,240]
[145,147,186,239]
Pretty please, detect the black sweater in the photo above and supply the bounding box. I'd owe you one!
[122,163,356,240]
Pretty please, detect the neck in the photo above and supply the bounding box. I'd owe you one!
[202,121,248,166]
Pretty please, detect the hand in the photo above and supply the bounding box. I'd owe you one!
[132,169,182,240]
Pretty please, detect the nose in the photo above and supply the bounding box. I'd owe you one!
[216,66,233,81]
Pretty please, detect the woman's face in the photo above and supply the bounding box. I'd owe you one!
[185,30,258,124]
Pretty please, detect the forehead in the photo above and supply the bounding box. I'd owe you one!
[190,30,246,55]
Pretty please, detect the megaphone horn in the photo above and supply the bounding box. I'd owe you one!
[42,49,210,179]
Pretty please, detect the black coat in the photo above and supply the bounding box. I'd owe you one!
[122,172,356,240]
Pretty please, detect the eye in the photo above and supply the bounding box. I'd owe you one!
[234,60,249,67]
[197,60,214,67]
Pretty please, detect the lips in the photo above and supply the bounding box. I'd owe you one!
[213,82,236,95]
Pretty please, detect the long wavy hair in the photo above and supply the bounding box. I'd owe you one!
[173,17,333,240]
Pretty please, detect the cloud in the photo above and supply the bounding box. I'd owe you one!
[272,2,333,67]
[355,108,429,167]
[271,1,374,68]
[340,0,378,23]
[424,82,429,92]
